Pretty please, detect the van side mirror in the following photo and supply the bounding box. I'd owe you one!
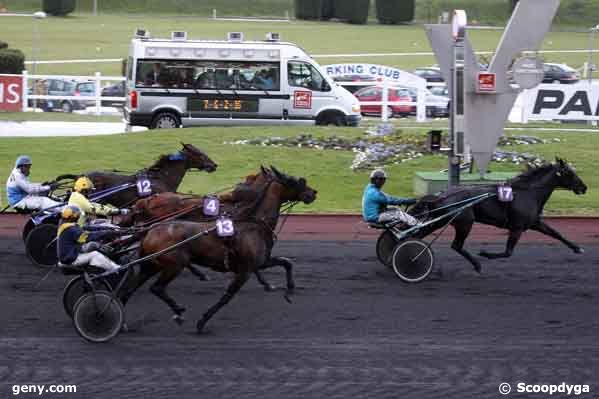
[321,80,331,92]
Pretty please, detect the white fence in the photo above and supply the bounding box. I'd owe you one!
[336,80,430,122]
[21,71,126,115]
[14,71,448,123]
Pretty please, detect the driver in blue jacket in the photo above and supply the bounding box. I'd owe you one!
[362,169,419,226]
[6,155,61,212]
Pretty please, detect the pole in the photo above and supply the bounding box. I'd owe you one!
[31,17,39,109]
[588,26,598,85]
[31,11,46,110]
[449,10,467,188]
[93,0,98,16]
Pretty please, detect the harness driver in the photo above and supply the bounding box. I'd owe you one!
[6,155,62,212]
[362,169,419,227]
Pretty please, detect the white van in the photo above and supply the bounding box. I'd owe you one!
[124,32,361,129]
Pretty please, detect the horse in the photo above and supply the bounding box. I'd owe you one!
[121,168,296,292]
[409,158,587,272]
[86,143,217,208]
[119,166,317,332]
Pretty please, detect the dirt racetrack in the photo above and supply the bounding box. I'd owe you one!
[0,215,597,398]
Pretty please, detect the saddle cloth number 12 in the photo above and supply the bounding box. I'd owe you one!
[136,177,152,197]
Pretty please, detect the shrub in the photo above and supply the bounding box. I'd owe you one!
[294,0,322,20]
[376,0,415,24]
[0,48,25,74]
[320,0,335,19]
[333,0,369,24]
[43,0,76,16]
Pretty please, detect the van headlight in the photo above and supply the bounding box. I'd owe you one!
[352,103,361,113]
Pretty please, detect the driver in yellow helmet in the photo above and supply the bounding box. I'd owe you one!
[57,205,121,272]
[68,176,128,226]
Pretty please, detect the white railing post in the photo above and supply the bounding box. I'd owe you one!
[416,88,426,122]
[22,70,28,112]
[94,71,102,115]
[381,79,389,122]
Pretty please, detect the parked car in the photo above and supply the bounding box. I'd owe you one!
[429,84,449,97]
[332,74,378,93]
[353,86,413,117]
[101,81,126,108]
[402,87,450,118]
[29,78,95,112]
[542,63,580,84]
[413,67,445,85]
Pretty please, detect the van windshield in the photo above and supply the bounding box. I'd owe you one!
[288,61,329,91]
[135,59,280,91]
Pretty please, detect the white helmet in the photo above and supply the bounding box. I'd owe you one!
[370,169,387,179]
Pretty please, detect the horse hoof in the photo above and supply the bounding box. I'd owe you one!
[199,274,211,281]
[196,320,207,333]
[284,293,293,304]
[574,247,585,254]
[478,251,488,258]
[172,314,185,325]
[264,284,276,292]
[473,264,482,274]
[120,323,129,333]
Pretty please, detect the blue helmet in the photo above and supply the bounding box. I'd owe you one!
[15,155,32,168]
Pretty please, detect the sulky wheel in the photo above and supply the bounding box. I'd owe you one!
[376,230,400,268]
[62,276,113,318]
[22,219,36,243]
[25,223,58,267]
[391,239,434,283]
[72,291,124,343]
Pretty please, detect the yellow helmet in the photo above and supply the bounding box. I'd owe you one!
[74,176,94,193]
[61,205,81,221]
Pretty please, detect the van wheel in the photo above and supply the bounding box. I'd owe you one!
[317,112,346,126]
[61,101,73,113]
[150,112,181,129]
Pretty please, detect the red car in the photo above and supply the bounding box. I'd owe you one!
[354,86,413,117]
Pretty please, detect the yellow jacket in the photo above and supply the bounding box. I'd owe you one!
[68,191,118,225]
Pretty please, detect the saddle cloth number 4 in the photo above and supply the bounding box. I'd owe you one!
[136,177,152,197]
[216,218,235,237]
[203,197,220,216]
[497,185,513,202]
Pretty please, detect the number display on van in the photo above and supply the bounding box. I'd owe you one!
[188,97,259,113]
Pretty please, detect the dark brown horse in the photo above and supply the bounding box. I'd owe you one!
[409,158,587,272]
[120,166,317,332]
[86,143,217,208]
[121,169,296,291]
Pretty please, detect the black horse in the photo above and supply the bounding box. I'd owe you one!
[410,158,587,272]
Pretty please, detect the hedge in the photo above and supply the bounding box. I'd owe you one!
[294,0,322,20]
[332,0,369,24]
[43,0,76,16]
[295,0,369,24]
[0,49,25,74]
[320,0,335,19]
[376,0,415,24]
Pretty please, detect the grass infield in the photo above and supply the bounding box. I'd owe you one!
[0,124,596,215]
